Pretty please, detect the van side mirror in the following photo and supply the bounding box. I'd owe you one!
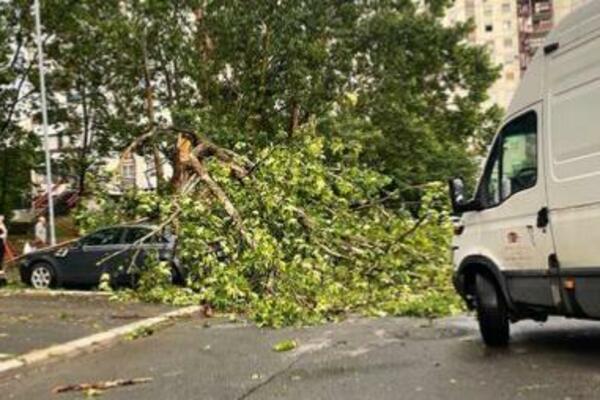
[448,178,480,214]
[449,178,466,209]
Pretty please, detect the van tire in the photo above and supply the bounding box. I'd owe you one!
[475,273,509,347]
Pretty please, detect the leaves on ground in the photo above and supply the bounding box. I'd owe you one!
[125,326,154,341]
[273,339,298,352]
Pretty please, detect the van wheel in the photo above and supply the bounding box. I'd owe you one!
[475,274,509,347]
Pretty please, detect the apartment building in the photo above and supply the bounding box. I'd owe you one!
[445,0,591,109]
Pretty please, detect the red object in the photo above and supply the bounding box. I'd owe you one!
[4,240,16,261]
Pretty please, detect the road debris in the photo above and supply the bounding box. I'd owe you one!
[110,313,144,320]
[273,339,297,352]
[52,377,153,394]
[126,326,155,340]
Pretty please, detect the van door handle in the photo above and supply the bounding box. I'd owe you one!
[537,207,549,228]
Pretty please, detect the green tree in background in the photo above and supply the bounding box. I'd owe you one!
[348,3,502,185]
[0,1,40,216]
[29,0,500,191]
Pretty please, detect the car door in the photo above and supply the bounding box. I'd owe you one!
[68,228,128,285]
[122,227,170,269]
[476,107,559,309]
[117,227,151,284]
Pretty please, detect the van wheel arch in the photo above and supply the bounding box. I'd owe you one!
[457,256,515,315]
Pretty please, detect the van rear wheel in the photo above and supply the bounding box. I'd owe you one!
[475,274,509,347]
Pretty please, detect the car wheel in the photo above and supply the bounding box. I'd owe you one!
[29,263,56,290]
[169,265,184,285]
[475,273,509,347]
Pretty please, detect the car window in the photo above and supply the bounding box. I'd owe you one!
[81,228,124,246]
[123,227,167,244]
[123,228,151,244]
[479,111,537,208]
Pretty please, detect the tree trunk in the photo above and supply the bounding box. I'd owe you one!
[288,100,300,137]
[78,83,90,195]
[142,34,164,190]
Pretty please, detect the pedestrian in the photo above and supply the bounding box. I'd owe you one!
[0,215,7,271]
[34,216,48,247]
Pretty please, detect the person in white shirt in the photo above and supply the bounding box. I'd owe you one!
[0,215,7,271]
[34,216,48,247]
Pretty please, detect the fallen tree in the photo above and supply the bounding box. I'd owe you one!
[77,122,462,327]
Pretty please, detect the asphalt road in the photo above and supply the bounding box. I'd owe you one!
[0,291,175,356]
[3,314,600,399]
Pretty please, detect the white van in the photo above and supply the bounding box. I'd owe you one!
[449,1,600,347]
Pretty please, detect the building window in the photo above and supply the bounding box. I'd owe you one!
[504,37,514,48]
[502,3,512,13]
[121,157,136,189]
[485,24,493,32]
[503,20,512,30]
[506,71,515,81]
[484,6,493,16]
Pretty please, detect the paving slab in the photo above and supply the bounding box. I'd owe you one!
[0,290,176,357]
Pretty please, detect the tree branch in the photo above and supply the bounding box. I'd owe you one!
[187,153,255,248]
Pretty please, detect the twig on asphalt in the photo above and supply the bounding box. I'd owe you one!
[52,377,153,394]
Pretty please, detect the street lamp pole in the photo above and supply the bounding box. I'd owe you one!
[33,0,56,246]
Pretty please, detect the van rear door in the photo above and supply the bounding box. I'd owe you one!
[545,32,600,317]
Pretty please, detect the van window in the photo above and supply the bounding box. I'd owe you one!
[483,145,501,206]
[480,111,537,207]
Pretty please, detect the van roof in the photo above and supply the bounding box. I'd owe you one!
[546,1,600,44]
[506,0,600,118]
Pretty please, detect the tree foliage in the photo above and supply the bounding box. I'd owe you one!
[17,0,501,189]
[1,0,501,324]
[0,1,40,215]
[82,125,462,326]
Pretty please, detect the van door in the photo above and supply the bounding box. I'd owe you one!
[545,34,600,317]
[476,107,559,310]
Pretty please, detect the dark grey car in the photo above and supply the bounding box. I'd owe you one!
[19,225,185,289]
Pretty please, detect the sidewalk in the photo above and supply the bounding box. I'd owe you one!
[0,290,176,358]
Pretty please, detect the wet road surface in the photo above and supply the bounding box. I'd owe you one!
[3,315,600,399]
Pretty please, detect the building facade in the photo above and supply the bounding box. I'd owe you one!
[445,0,591,109]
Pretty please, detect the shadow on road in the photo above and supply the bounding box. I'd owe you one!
[453,317,600,369]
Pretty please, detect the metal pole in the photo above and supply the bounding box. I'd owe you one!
[34,0,56,246]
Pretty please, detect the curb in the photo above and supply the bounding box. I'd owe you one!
[0,305,202,376]
[0,289,111,298]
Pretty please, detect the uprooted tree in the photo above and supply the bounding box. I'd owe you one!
[2,0,502,325]
[79,120,462,326]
